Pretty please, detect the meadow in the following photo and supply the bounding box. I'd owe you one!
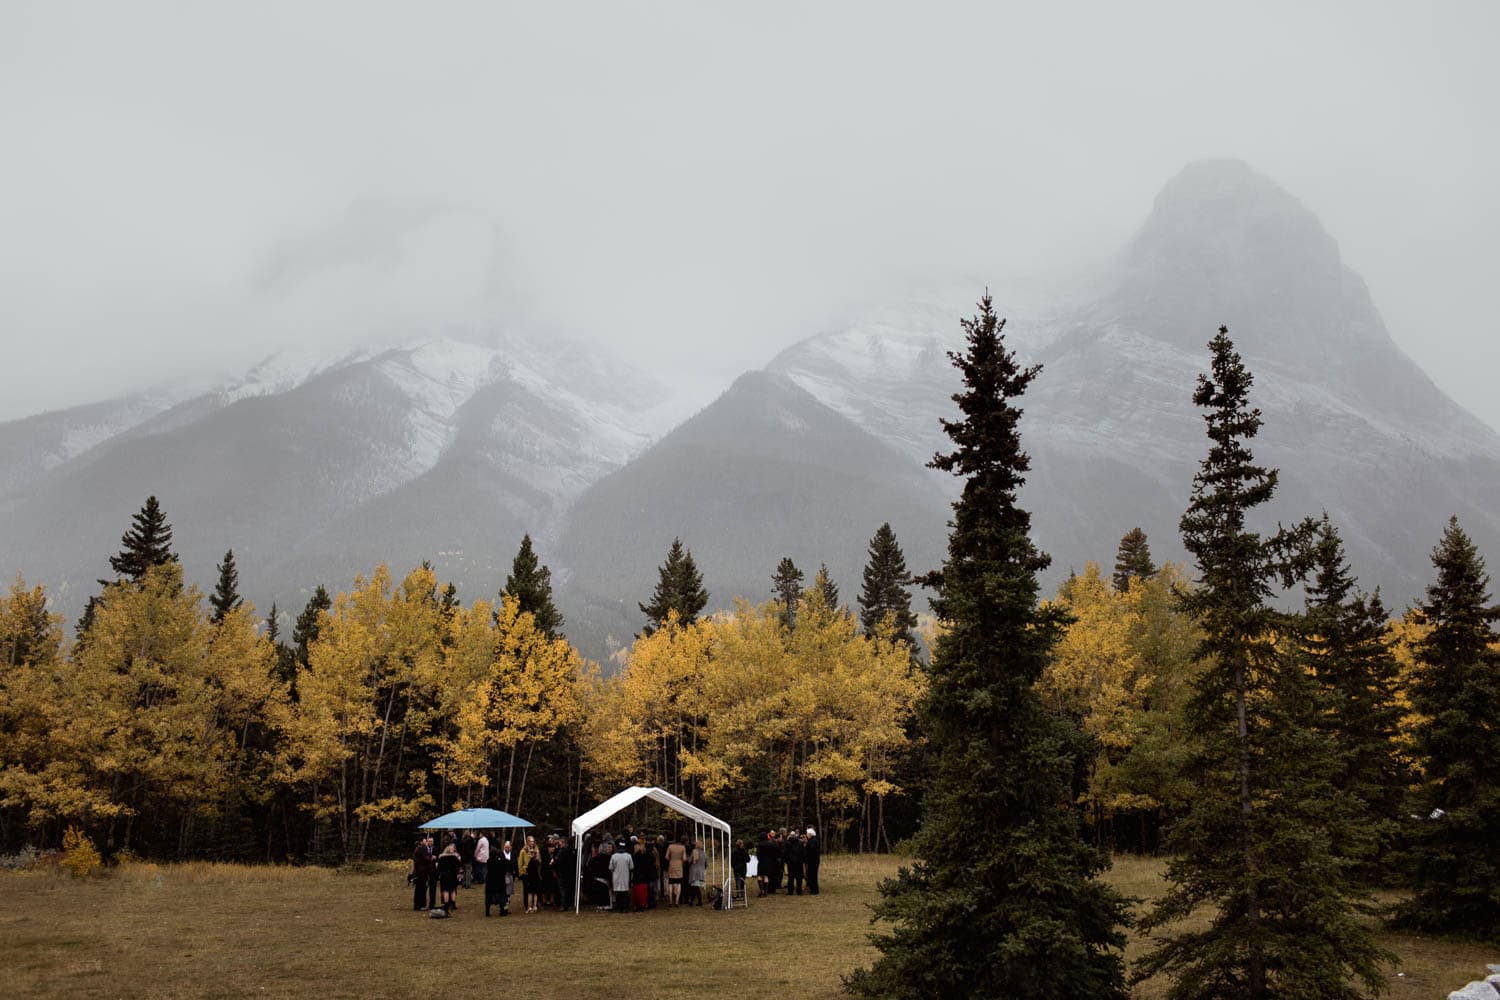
[0,854,1490,999]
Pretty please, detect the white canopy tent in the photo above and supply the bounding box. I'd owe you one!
[570,786,735,912]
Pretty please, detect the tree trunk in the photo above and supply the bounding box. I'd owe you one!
[1236,654,1264,995]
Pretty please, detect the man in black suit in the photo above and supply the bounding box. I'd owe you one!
[412,834,437,911]
[784,829,804,895]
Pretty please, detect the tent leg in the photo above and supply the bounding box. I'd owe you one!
[574,832,582,914]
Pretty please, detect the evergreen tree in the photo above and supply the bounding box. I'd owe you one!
[292,585,332,666]
[1137,329,1388,999]
[210,549,244,624]
[74,595,99,643]
[107,495,177,582]
[846,292,1128,1000]
[1112,527,1157,591]
[771,557,804,631]
[1298,516,1408,877]
[813,563,840,610]
[639,537,709,636]
[266,602,297,684]
[858,522,917,646]
[502,534,564,639]
[1394,516,1500,936]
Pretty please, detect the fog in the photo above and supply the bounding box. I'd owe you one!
[2,1,1497,426]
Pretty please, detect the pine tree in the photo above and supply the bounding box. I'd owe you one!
[1137,328,1388,999]
[266,602,297,684]
[74,595,99,643]
[107,495,177,582]
[1394,516,1500,936]
[292,586,332,666]
[1298,516,1408,877]
[846,292,1128,1000]
[813,563,840,610]
[858,523,917,646]
[210,549,244,624]
[1112,527,1157,591]
[502,534,564,640]
[771,557,804,631]
[639,537,709,636]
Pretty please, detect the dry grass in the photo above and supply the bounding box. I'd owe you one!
[1,854,1490,998]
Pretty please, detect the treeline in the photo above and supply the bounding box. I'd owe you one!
[0,501,927,864]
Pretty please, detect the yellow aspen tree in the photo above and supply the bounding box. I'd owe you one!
[0,578,78,831]
[688,601,790,802]
[474,593,585,821]
[586,611,713,798]
[274,565,445,861]
[204,602,288,824]
[63,563,225,852]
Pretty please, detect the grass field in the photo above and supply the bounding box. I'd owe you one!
[1,854,1492,998]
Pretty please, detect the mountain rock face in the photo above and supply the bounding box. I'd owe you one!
[3,160,1495,661]
[0,334,675,626]
[556,370,950,653]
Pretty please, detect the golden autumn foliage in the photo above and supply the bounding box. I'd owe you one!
[579,591,922,846]
[0,565,284,853]
[1039,563,1202,843]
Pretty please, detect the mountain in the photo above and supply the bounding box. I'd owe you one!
[0,333,679,625]
[5,160,1495,661]
[767,159,1500,603]
[555,370,951,654]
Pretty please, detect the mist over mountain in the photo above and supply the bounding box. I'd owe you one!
[2,160,1496,662]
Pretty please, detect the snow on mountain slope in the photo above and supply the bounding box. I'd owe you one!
[766,161,1500,608]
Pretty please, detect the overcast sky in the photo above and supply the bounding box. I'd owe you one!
[2,1,1497,427]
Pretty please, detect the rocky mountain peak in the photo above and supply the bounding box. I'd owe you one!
[1110,158,1389,363]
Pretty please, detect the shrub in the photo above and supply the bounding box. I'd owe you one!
[60,827,102,878]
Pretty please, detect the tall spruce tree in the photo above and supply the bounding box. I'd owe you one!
[1137,328,1388,999]
[771,557,804,631]
[813,563,840,610]
[1298,516,1408,877]
[1394,516,1500,936]
[108,495,177,582]
[209,549,244,624]
[266,602,297,684]
[858,522,917,646]
[292,585,332,666]
[846,292,1128,1000]
[639,537,709,636]
[1112,527,1158,591]
[503,534,563,639]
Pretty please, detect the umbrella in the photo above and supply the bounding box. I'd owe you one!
[420,807,533,830]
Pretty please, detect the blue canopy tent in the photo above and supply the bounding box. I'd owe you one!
[420,807,533,830]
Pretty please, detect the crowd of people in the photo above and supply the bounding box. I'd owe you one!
[410,829,578,915]
[753,827,821,897]
[408,824,822,915]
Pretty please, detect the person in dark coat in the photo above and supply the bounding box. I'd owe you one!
[783,829,804,895]
[584,843,612,908]
[635,836,659,908]
[437,837,462,912]
[459,830,477,888]
[553,837,576,911]
[412,834,438,911]
[767,829,785,894]
[731,839,750,894]
[760,829,781,895]
[803,826,821,894]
